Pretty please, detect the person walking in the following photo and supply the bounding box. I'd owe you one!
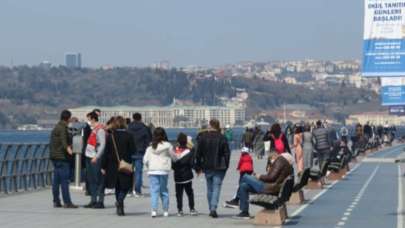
[302,124,314,170]
[312,120,331,172]
[195,119,231,218]
[172,133,198,217]
[293,126,304,175]
[49,110,78,209]
[144,127,175,218]
[253,126,265,159]
[101,116,135,216]
[127,113,152,197]
[264,123,291,154]
[84,112,107,209]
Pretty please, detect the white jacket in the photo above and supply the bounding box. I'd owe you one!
[143,141,175,174]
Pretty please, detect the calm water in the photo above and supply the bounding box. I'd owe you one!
[0,128,245,144]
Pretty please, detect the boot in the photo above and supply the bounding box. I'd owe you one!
[117,202,125,216]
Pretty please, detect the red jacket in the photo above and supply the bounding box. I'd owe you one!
[237,152,253,173]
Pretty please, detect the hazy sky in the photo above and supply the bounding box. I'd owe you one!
[0,0,363,67]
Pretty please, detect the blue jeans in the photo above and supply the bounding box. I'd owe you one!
[52,160,72,204]
[86,158,105,203]
[133,158,143,194]
[239,175,265,213]
[149,175,169,211]
[205,170,226,211]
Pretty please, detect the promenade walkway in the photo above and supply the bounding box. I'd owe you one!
[0,145,404,228]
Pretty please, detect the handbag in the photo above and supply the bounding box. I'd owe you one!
[111,133,133,174]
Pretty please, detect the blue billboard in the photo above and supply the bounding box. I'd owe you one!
[381,85,405,106]
[389,105,405,115]
[363,1,405,77]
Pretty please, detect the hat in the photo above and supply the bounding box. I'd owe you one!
[241,147,250,153]
[187,136,194,149]
[280,152,294,165]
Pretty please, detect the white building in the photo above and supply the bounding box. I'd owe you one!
[69,103,246,128]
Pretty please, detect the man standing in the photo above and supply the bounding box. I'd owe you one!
[196,119,230,218]
[49,110,78,208]
[127,113,151,197]
[312,120,331,172]
[84,111,106,208]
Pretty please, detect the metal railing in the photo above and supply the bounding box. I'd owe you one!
[0,143,53,194]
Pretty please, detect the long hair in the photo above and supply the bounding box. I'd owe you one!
[114,116,127,129]
[270,123,282,138]
[152,127,168,149]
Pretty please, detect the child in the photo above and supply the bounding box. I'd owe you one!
[224,147,254,208]
[172,133,198,216]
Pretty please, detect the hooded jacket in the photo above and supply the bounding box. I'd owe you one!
[143,141,175,175]
[127,121,152,158]
[172,147,195,183]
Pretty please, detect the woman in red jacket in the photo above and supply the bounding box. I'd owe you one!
[224,147,254,208]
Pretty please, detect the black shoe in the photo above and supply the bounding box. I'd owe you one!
[117,202,125,216]
[224,199,239,209]
[209,210,218,218]
[53,202,62,208]
[93,202,105,209]
[63,203,78,209]
[83,202,96,208]
[234,211,250,220]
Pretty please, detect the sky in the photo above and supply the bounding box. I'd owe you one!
[0,0,364,67]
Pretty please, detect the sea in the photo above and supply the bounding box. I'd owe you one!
[0,128,245,144]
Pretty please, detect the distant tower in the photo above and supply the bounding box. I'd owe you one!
[65,52,82,68]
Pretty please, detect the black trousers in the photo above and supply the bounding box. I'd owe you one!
[175,182,195,211]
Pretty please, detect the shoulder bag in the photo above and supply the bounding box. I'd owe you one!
[111,133,133,174]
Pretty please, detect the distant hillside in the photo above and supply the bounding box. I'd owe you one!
[0,66,380,128]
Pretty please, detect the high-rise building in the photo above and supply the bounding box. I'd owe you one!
[65,52,82,68]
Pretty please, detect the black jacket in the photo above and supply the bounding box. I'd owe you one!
[102,129,135,190]
[195,130,230,172]
[172,147,195,183]
[127,121,152,158]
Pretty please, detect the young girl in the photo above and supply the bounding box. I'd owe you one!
[172,133,198,216]
[224,147,253,208]
[143,127,174,218]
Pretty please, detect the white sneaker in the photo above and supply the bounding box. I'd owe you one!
[163,211,169,217]
[151,211,157,218]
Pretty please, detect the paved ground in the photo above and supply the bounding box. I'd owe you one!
[0,145,404,228]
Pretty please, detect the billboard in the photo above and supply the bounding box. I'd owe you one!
[363,1,405,77]
[389,105,405,115]
[381,77,405,105]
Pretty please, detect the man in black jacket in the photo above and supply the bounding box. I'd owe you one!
[49,110,78,209]
[195,119,230,218]
[127,113,152,197]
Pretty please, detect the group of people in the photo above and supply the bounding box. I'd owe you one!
[49,108,363,219]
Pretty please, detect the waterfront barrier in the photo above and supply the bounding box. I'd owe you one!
[0,143,52,194]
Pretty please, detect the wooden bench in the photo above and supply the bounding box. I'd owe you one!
[250,176,294,226]
[289,168,310,204]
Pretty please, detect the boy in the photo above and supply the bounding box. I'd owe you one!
[224,147,254,208]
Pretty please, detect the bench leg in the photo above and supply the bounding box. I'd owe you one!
[288,190,305,205]
[253,204,288,226]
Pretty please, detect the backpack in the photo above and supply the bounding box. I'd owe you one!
[271,134,285,154]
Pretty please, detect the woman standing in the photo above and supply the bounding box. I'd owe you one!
[264,123,291,154]
[293,126,304,175]
[143,127,175,218]
[101,116,135,216]
[302,124,314,171]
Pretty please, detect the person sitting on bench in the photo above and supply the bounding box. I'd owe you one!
[234,152,293,219]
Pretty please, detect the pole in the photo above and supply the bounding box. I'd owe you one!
[71,133,83,191]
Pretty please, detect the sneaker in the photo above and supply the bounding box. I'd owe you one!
[133,191,143,198]
[63,203,78,209]
[224,199,239,209]
[163,211,169,217]
[190,209,198,216]
[234,211,250,220]
[93,202,105,209]
[209,210,218,218]
[53,202,62,208]
[83,202,96,208]
[151,211,157,218]
[177,211,184,217]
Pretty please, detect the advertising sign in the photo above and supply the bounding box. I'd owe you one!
[381,77,405,105]
[363,1,405,77]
